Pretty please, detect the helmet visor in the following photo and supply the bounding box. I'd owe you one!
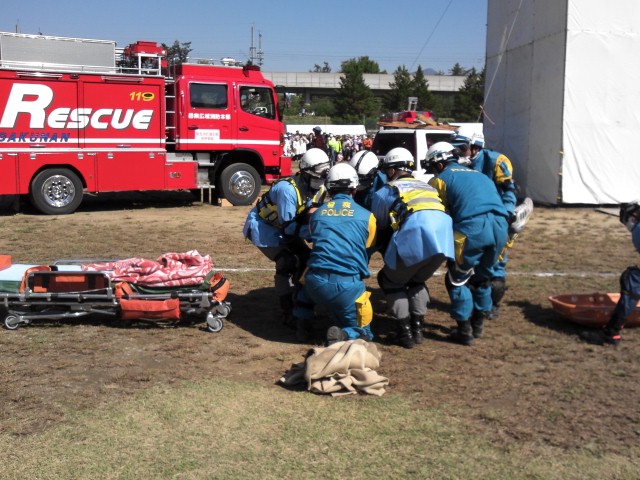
[307,161,330,178]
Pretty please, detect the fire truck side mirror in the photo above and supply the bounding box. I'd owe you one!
[275,85,287,119]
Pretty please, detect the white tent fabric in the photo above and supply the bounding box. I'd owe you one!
[286,125,366,136]
[485,0,640,205]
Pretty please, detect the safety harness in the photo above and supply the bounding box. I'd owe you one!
[257,177,305,228]
[388,177,445,231]
[257,176,326,230]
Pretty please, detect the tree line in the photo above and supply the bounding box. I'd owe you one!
[305,56,484,125]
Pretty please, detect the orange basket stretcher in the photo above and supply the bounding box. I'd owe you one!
[548,293,640,328]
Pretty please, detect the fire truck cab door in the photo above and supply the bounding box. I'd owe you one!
[183,82,233,150]
[236,84,281,157]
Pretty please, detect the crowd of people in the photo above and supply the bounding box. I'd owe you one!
[244,126,638,349]
[284,126,373,165]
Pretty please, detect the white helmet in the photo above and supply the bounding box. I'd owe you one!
[456,125,485,149]
[327,163,359,191]
[348,150,379,189]
[455,124,476,143]
[470,132,485,148]
[426,142,458,165]
[382,147,414,171]
[300,148,331,178]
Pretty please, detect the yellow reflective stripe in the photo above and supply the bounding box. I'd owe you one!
[494,154,513,184]
[388,178,445,230]
[310,185,326,206]
[402,189,445,213]
[428,177,448,211]
[366,213,377,248]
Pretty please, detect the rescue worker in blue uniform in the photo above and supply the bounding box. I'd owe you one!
[243,148,330,327]
[348,150,387,211]
[456,127,532,319]
[293,163,377,345]
[425,142,509,346]
[371,147,454,348]
[581,202,640,345]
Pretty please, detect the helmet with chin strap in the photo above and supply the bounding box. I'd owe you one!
[424,142,460,173]
[455,125,485,149]
[299,148,330,179]
[348,150,379,189]
[426,141,458,162]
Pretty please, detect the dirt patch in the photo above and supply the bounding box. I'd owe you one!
[0,194,639,455]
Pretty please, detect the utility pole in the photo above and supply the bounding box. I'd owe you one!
[249,26,264,67]
[257,32,264,67]
[249,25,256,65]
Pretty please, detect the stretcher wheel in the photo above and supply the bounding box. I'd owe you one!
[216,302,231,318]
[4,314,20,330]
[206,313,224,333]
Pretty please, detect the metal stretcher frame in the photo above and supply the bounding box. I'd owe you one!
[0,264,231,332]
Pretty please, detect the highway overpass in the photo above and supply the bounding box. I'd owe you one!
[262,72,466,103]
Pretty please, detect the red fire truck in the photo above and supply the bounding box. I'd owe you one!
[0,32,291,214]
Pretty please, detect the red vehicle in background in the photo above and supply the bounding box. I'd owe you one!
[0,32,291,214]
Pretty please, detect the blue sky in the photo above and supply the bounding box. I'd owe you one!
[1,0,487,73]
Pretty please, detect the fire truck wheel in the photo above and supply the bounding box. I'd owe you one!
[219,163,261,206]
[29,168,83,215]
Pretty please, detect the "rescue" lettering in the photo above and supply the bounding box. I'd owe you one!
[0,83,153,130]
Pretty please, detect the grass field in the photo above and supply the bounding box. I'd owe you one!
[0,197,639,479]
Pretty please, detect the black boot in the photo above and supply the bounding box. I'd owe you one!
[580,326,621,346]
[295,316,312,343]
[449,321,474,346]
[489,278,506,320]
[326,326,348,346]
[279,294,295,329]
[397,317,416,349]
[470,310,489,339]
[411,314,425,344]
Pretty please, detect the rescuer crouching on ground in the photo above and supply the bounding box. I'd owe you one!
[370,147,454,348]
[293,163,378,345]
[243,148,330,328]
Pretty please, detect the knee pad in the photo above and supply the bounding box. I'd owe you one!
[274,250,298,276]
[447,260,474,287]
[469,275,491,290]
[490,277,507,305]
[444,273,454,294]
